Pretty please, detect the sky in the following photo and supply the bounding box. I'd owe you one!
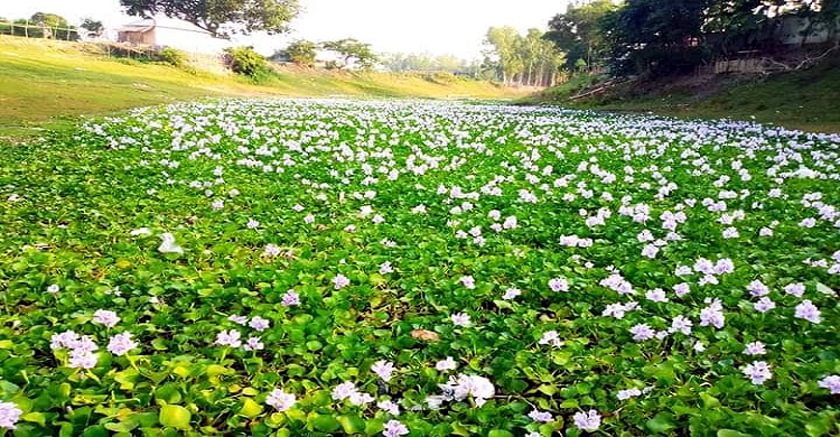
[0,0,571,58]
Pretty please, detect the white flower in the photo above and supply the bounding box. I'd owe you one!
[157,232,183,254]
[372,360,396,382]
[0,401,22,430]
[129,227,152,236]
[107,332,137,356]
[266,389,296,411]
[548,277,569,292]
[451,312,471,327]
[47,284,60,294]
[92,310,120,328]
[435,356,458,372]
[333,274,350,290]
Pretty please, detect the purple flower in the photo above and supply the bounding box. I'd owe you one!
[107,332,137,356]
[549,277,570,292]
[743,341,766,356]
[214,330,242,347]
[818,375,840,394]
[747,280,769,297]
[784,283,805,298]
[742,360,772,385]
[794,300,821,324]
[451,312,471,327]
[243,336,264,351]
[266,389,295,411]
[669,315,693,335]
[528,409,553,422]
[754,297,776,313]
[92,309,120,328]
[630,323,655,341]
[372,360,396,383]
[382,420,409,437]
[0,402,22,430]
[573,409,601,432]
[333,274,350,290]
[282,290,300,306]
[249,316,270,331]
[699,299,725,329]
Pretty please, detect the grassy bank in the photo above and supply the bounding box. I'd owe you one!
[0,36,523,138]
[528,58,840,133]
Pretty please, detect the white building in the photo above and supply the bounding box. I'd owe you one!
[115,16,231,54]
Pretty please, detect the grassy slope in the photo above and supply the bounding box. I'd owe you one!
[0,36,522,138]
[529,58,840,132]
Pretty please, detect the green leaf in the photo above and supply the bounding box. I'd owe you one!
[309,415,341,433]
[22,411,46,427]
[646,413,676,433]
[717,430,751,437]
[337,415,365,434]
[159,405,191,430]
[488,430,515,437]
[239,398,263,418]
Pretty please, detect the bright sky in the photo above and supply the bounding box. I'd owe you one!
[0,0,570,58]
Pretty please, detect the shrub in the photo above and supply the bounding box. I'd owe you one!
[224,46,271,79]
[158,47,188,69]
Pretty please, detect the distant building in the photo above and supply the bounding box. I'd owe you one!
[115,17,231,54]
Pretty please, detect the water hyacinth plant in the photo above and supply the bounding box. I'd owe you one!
[0,98,838,435]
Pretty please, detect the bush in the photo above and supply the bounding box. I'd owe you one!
[224,46,272,79]
[159,47,188,69]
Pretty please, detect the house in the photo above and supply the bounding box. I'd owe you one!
[115,17,231,54]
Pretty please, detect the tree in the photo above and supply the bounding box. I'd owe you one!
[280,39,318,66]
[485,26,525,85]
[80,18,105,39]
[119,0,300,38]
[321,39,378,69]
[29,12,78,40]
[544,0,617,71]
[600,0,711,76]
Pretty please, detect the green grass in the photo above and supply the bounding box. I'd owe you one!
[529,60,840,133]
[0,36,522,139]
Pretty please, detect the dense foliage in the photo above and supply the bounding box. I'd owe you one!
[0,100,838,436]
[321,39,379,70]
[545,0,839,77]
[224,46,272,79]
[277,40,319,67]
[483,27,565,86]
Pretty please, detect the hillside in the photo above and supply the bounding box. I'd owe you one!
[0,36,523,138]
[529,58,840,133]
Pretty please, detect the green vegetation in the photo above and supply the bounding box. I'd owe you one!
[0,98,837,436]
[529,57,840,132]
[0,37,522,139]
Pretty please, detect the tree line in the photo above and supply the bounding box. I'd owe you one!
[544,0,840,78]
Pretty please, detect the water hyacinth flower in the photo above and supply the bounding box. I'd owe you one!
[460,275,476,289]
[573,409,602,432]
[617,387,642,400]
[528,409,553,422]
[243,336,264,351]
[92,309,120,328]
[502,287,521,300]
[47,284,60,294]
[451,312,471,327]
[548,277,569,292]
[754,297,776,313]
[439,374,495,407]
[266,389,296,411]
[699,298,725,329]
[372,360,396,382]
[818,375,840,394]
[332,274,350,290]
[379,261,394,274]
[157,232,183,254]
[214,330,242,347]
[794,300,821,323]
[630,323,655,341]
[382,420,409,437]
[742,361,772,385]
[107,332,138,356]
[0,402,22,430]
[281,290,301,306]
[538,330,563,347]
[743,341,766,356]
[436,356,458,372]
[249,316,270,331]
[371,399,397,416]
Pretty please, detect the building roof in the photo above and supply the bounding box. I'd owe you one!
[118,19,155,34]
